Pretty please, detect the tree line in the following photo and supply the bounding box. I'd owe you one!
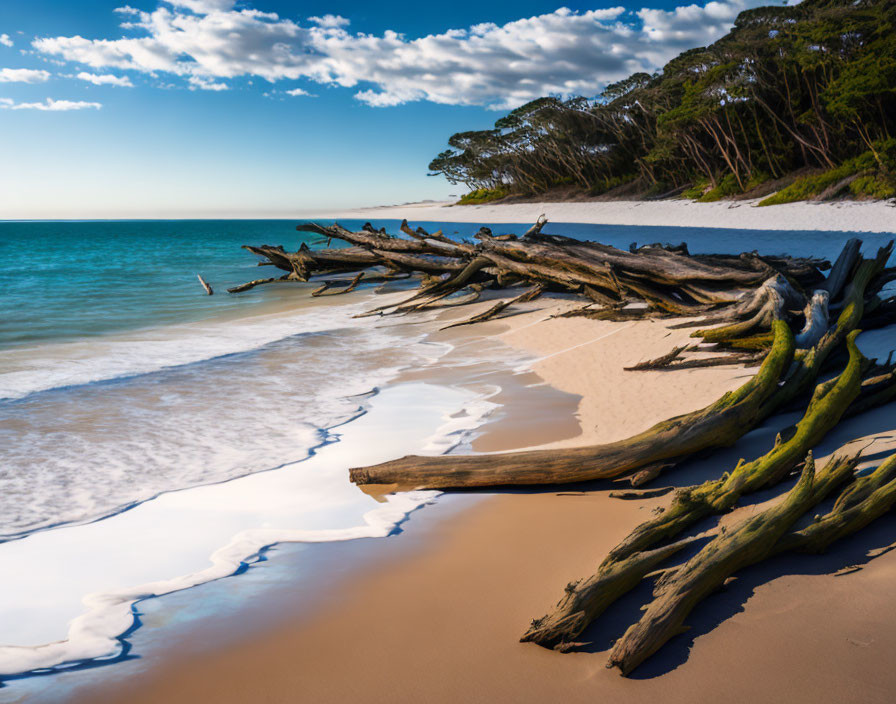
[428,0,896,204]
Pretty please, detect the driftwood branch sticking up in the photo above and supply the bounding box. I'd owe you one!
[197,274,213,295]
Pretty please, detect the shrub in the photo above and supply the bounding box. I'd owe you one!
[759,140,896,206]
[457,188,509,205]
[698,173,741,202]
[682,179,709,199]
[849,174,896,199]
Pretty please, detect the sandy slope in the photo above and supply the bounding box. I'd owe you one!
[309,198,896,233]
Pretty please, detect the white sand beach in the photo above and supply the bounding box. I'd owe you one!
[310,198,896,233]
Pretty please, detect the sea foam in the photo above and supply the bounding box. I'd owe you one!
[0,293,446,542]
[0,380,496,677]
[0,491,438,675]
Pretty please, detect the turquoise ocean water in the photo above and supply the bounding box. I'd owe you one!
[3,219,893,352]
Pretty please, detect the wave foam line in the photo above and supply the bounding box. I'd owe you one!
[0,491,439,677]
[0,292,411,401]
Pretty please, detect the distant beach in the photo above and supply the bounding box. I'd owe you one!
[310,198,896,233]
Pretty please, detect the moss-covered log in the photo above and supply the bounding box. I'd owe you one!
[606,449,862,675]
[521,331,866,648]
[604,446,896,675]
[350,320,795,488]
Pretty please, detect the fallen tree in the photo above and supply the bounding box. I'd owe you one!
[235,220,896,676]
[607,445,896,675]
[351,240,892,488]
[521,331,878,650]
[234,219,828,328]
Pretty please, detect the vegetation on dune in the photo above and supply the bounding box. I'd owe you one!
[457,187,509,205]
[429,0,896,205]
[760,139,896,205]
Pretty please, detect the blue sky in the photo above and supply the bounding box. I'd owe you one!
[0,1,774,218]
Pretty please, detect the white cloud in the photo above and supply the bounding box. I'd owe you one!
[0,67,50,83]
[0,34,13,48]
[32,1,771,109]
[285,87,310,96]
[308,14,350,29]
[188,75,228,91]
[166,0,237,12]
[76,71,134,86]
[0,97,102,111]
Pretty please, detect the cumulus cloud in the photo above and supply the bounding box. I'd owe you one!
[188,75,228,90]
[0,67,50,83]
[33,1,771,109]
[0,97,102,111]
[76,71,134,86]
[308,14,350,29]
[165,0,237,12]
[285,87,311,96]
[0,34,13,48]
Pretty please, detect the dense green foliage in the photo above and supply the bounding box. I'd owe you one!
[429,0,896,203]
[457,187,509,204]
[760,138,896,204]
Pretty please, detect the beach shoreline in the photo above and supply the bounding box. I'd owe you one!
[5,218,895,704]
[63,291,896,704]
[307,198,896,234]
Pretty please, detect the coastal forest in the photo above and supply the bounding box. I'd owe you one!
[428,0,896,205]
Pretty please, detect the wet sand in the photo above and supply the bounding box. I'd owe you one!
[73,297,896,704]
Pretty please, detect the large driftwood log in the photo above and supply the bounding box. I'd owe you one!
[350,320,796,488]
[234,218,832,328]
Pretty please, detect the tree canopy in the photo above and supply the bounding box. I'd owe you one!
[429,0,896,204]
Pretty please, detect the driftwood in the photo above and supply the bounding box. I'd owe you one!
[521,331,869,649]
[234,219,896,676]
[350,320,796,488]
[227,277,277,293]
[606,450,860,675]
[606,444,896,675]
[235,219,827,323]
[197,274,213,295]
[440,284,545,331]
